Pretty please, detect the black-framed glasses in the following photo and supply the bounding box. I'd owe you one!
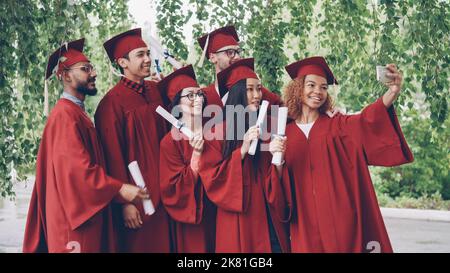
[180,91,205,101]
[214,48,244,58]
[66,64,95,74]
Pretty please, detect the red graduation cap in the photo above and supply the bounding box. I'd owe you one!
[217,58,258,97]
[157,65,199,102]
[103,28,148,62]
[43,38,90,117]
[197,25,239,58]
[285,56,338,85]
[46,38,89,80]
[196,25,239,67]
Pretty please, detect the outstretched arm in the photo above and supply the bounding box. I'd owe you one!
[382,64,403,108]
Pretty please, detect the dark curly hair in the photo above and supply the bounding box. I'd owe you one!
[283,76,334,120]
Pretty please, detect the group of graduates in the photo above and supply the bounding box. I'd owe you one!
[23,25,414,253]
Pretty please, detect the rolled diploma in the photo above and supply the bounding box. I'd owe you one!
[127,161,155,215]
[271,107,288,165]
[147,35,182,69]
[164,54,183,70]
[156,106,194,139]
[248,100,269,155]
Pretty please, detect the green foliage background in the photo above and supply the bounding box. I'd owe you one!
[152,0,450,203]
[0,0,132,197]
[1,0,449,203]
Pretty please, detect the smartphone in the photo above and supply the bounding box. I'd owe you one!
[376,65,390,83]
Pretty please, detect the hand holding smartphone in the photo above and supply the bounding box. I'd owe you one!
[376,65,391,84]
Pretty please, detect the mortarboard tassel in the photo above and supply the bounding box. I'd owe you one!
[186,41,198,66]
[44,56,65,117]
[197,34,209,68]
[43,56,63,117]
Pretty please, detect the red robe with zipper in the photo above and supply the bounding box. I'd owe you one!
[159,129,216,253]
[269,98,414,253]
[94,78,172,253]
[23,99,123,253]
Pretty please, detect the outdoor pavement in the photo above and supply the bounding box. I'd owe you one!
[1,181,449,253]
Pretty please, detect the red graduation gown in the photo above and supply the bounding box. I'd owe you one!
[202,83,223,108]
[198,123,290,253]
[159,129,216,253]
[272,98,413,253]
[23,99,123,253]
[94,79,172,253]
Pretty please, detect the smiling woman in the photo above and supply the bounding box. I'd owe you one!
[158,65,216,253]
[197,58,291,253]
[284,75,333,124]
[267,56,414,252]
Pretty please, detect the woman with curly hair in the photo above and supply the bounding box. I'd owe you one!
[267,56,414,252]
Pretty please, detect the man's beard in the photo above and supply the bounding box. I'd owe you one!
[217,59,233,72]
[76,78,97,96]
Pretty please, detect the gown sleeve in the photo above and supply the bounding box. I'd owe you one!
[52,113,123,230]
[264,162,293,223]
[94,97,130,183]
[198,137,251,213]
[160,136,204,224]
[337,97,414,166]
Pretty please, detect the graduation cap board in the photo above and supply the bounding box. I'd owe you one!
[196,25,240,67]
[157,65,199,102]
[285,56,338,85]
[104,28,183,79]
[216,58,258,97]
[44,38,89,116]
[103,28,147,63]
[103,28,148,77]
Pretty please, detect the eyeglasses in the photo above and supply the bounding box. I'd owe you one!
[66,64,95,74]
[214,48,244,58]
[180,91,205,101]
